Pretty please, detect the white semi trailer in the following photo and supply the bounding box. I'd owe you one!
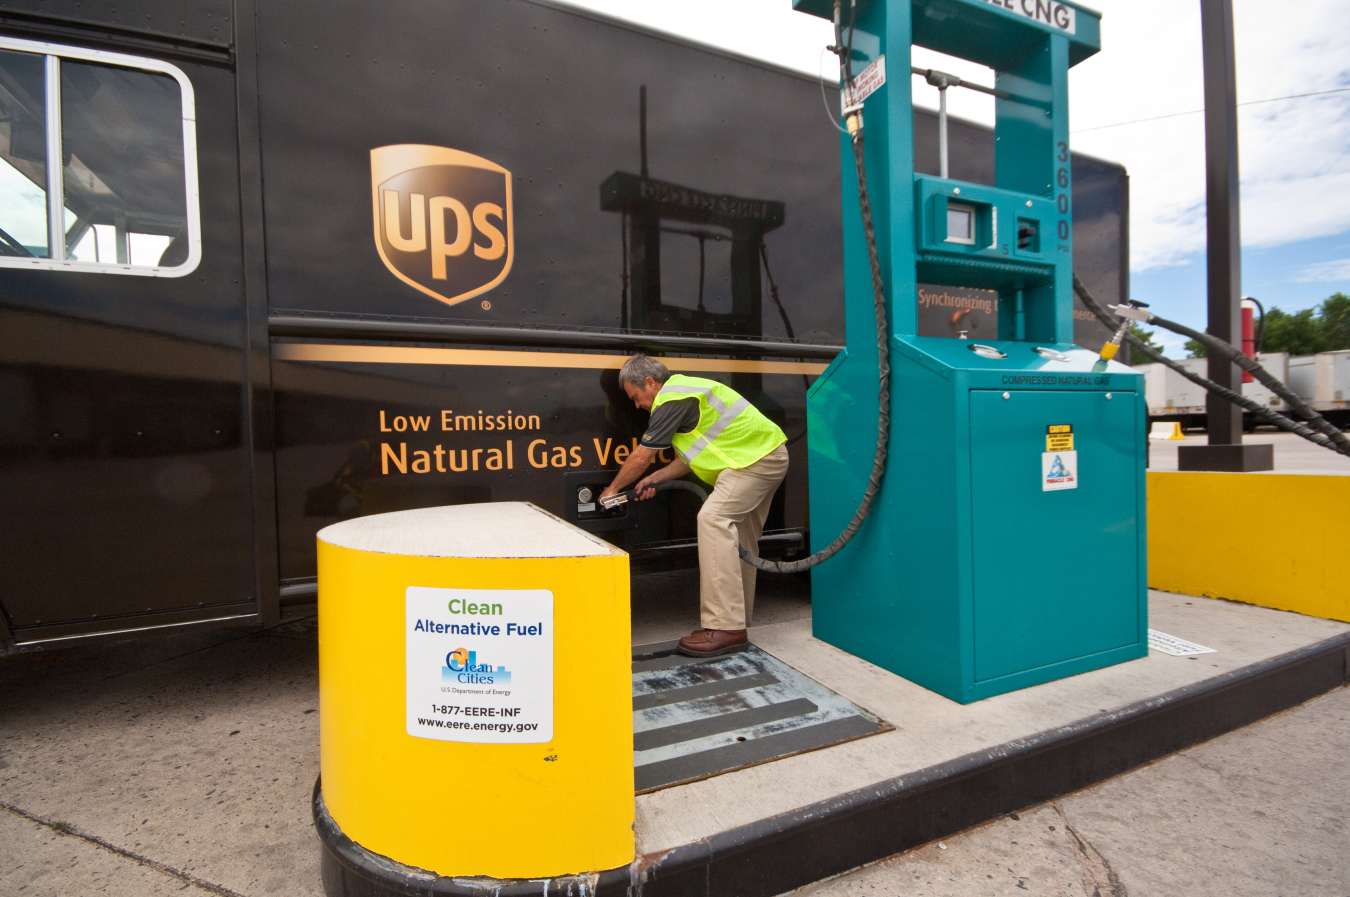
[1290,350,1350,427]
[1134,351,1350,431]
[1241,353,1291,418]
[1132,357,1210,430]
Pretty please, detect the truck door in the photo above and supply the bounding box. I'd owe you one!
[0,35,256,643]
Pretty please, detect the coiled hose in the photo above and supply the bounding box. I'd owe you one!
[620,137,889,571]
[1074,276,1350,458]
[618,4,890,576]
[736,134,891,573]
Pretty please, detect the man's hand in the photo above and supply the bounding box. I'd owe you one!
[598,445,690,503]
[632,475,657,501]
[627,457,691,501]
[598,476,654,504]
[599,445,656,503]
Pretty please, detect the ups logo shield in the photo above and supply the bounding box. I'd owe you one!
[371,145,514,307]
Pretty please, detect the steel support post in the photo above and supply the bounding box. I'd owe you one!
[1180,0,1273,471]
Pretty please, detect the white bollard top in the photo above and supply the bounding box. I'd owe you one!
[317,502,624,559]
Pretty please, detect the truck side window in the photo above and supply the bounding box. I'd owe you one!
[0,38,199,276]
[0,49,49,258]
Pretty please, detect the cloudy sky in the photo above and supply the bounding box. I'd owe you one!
[560,0,1350,356]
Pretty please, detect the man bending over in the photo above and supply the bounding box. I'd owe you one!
[600,354,789,657]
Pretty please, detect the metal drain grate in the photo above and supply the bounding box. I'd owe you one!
[632,641,890,792]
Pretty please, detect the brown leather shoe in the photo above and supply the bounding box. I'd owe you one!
[677,628,749,657]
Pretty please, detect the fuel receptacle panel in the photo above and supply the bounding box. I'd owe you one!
[561,470,638,533]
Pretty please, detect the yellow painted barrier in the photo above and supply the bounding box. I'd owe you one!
[317,502,633,878]
[1148,471,1350,622]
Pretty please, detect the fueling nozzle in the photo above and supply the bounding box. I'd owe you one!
[844,107,864,136]
[599,479,709,511]
[1098,301,1152,362]
[830,0,863,137]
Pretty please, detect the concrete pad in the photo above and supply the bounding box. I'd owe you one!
[635,590,1349,854]
[631,566,812,646]
[1058,684,1350,895]
[0,808,225,896]
[0,570,809,897]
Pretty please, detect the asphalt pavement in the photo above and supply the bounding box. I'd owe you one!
[0,619,321,896]
[792,684,1350,897]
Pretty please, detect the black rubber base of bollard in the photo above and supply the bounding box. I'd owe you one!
[313,779,633,896]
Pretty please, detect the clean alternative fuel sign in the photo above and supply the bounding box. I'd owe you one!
[406,586,554,743]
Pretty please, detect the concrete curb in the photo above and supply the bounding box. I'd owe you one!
[315,631,1350,896]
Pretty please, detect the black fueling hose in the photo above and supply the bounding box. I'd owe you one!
[1073,275,1350,458]
[605,479,709,506]
[736,1,891,575]
[614,14,891,576]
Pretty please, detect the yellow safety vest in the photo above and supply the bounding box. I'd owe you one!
[650,375,787,484]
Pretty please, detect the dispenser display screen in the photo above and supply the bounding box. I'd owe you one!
[946,203,976,244]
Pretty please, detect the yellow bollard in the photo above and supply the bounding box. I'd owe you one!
[316,502,633,881]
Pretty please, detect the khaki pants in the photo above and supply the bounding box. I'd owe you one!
[697,444,790,630]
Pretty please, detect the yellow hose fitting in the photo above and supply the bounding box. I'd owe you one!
[1099,342,1119,361]
[845,112,863,136]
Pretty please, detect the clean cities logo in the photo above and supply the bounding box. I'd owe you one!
[442,647,511,685]
[411,594,547,686]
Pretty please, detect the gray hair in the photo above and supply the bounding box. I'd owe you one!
[618,353,670,388]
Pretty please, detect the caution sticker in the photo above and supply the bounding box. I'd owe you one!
[1046,423,1074,452]
[1042,450,1078,491]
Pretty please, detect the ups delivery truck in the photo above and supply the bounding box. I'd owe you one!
[0,0,1128,651]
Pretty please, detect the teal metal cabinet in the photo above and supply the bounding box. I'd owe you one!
[969,387,1142,684]
[808,334,1146,704]
[797,0,1145,703]
[796,0,1146,702]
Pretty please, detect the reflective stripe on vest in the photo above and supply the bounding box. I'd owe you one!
[651,375,786,483]
[682,395,751,461]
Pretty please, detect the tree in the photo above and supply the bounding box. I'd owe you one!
[1128,322,1162,353]
[1261,307,1323,356]
[1182,293,1350,358]
[1319,292,1350,350]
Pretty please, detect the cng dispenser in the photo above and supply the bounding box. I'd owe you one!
[791,0,1147,703]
